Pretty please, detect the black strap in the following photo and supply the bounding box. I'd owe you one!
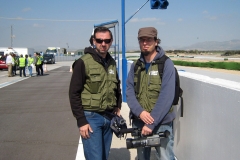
[153,55,169,80]
[180,97,184,117]
[134,59,145,95]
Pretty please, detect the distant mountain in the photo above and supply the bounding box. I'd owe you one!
[32,40,240,52]
[179,39,240,51]
[32,45,48,52]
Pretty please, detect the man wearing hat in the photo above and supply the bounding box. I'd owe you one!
[126,27,176,160]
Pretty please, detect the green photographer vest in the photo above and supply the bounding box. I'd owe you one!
[134,61,161,112]
[81,54,118,112]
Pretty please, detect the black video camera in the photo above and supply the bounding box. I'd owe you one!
[110,115,127,138]
[120,128,170,149]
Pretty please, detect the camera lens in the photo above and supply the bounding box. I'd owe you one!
[126,138,147,149]
[126,138,133,149]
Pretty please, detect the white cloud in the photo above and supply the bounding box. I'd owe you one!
[178,18,183,22]
[33,23,44,28]
[16,17,23,20]
[203,10,208,14]
[206,15,217,20]
[130,17,159,22]
[156,21,166,25]
[22,8,31,12]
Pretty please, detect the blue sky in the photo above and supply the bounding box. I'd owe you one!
[0,0,240,51]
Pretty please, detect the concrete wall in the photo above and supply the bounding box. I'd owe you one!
[173,72,240,160]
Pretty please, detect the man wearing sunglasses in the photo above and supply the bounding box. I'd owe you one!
[69,27,122,160]
[126,27,176,160]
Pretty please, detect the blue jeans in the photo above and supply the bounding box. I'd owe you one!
[82,111,113,160]
[28,66,32,76]
[132,119,175,160]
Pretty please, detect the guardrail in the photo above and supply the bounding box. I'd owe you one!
[55,55,81,62]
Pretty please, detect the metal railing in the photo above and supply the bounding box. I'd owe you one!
[55,55,81,62]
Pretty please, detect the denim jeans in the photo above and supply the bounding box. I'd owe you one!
[132,119,175,160]
[28,66,32,76]
[82,111,113,160]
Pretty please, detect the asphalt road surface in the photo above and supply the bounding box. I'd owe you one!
[0,66,80,160]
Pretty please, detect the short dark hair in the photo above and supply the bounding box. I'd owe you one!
[93,27,113,40]
[89,35,94,46]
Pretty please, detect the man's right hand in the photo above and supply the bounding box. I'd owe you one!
[79,124,93,139]
[139,111,154,124]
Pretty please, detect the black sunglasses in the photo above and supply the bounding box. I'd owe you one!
[95,38,112,44]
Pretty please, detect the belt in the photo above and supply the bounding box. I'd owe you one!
[97,111,115,120]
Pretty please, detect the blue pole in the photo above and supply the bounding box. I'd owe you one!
[121,0,127,102]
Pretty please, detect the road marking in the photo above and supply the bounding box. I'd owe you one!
[0,77,28,88]
[75,136,85,160]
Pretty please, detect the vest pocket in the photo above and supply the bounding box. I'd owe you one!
[82,93,102,109]
[91,94,101,107]
[89,74,101,94]
[82,93,91,106]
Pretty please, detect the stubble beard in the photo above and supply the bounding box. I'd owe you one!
[141,51,150,56]
[96,48,107,58]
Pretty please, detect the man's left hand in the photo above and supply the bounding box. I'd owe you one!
[113,107,121,116]
[141,125,152,136]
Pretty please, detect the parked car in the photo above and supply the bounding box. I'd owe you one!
[0,56,20,70]
[43,54,55,64]
[0,56,8,70]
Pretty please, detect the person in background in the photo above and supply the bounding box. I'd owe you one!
[36,52,43,76]
[34,52,38,74]
[39,53,44,75]
[25,55,29,76]
[27,54,34,77]
[69,27,122,160]
[6,53,14,77]
[126,27,176,160]
[18,54,27,77]
[12,53,18,76]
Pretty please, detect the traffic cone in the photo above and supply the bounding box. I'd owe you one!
[69,65,72,72]
[44,64,48,72]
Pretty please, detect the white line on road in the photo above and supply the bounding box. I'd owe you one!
[75,136,85,160]
[0,77,28,89]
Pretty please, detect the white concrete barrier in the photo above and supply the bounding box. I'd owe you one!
[174,71,240,160]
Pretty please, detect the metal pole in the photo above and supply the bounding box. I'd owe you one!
[125,0,149,24]
[114,26,116,60]
[121,0,127,102]
[11,25,13,47]
[117,22,120,74]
